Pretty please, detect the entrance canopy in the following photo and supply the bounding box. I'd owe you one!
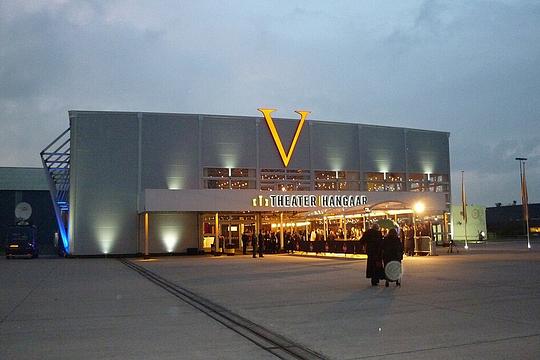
[142,189,447,214]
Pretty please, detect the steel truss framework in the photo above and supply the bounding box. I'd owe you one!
[40,128,70,253]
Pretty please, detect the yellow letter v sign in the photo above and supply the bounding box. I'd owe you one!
[258,108,310,167]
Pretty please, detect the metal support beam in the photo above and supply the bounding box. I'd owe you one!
[40,127,71,254]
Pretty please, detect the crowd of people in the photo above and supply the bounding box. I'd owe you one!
[219,220,425,263]
[210,218,429,289]
[240,230,282,257]
[217,221,423,287]
[233,223,406,287]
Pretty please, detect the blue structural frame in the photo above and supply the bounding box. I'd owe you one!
[40,128,71,253]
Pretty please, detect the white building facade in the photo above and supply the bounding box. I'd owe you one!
[42,110,451,256]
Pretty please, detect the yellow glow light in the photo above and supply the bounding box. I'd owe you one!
[414,202,426,214]
[270,221,310,228]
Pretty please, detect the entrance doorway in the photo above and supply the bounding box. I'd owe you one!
[200,213,256,253]
[431,222,443,245]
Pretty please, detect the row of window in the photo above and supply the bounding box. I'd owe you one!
[202,168,449,192]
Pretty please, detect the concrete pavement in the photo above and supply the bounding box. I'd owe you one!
[1,241,539,359]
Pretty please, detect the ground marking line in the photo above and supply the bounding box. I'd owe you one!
[119,258,329,360]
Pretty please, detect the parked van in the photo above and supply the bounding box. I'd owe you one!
[5,225,38,259]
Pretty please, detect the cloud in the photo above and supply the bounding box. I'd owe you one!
[450,136,539,206]
[0,0,539,206]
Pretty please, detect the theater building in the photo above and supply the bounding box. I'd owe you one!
[41,110,451,256]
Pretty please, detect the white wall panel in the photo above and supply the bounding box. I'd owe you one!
[70,112,139,255]
[359,126,406,173]
[141,113,199,190]
[147,213,198,253]
[311,122,360,171]
[201,116,257,168]
[406,130,450,174]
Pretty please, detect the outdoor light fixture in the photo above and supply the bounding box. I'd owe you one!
[163,232,178,253]
[414,202,425,214]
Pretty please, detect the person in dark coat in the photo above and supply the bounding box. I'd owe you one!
[359,223,384,286]
[252,232,258,258]
[285,232,292,253]
[258,230,265,258]
[382,228,403,287]
[405,225,415,256]
[242,231,249,255]
[219,234,225,253]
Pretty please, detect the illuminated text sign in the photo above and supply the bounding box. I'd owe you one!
[252,194,368,208]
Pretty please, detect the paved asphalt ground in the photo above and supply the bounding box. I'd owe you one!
[1,241,539,359]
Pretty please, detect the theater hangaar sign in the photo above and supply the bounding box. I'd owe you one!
[252,194,368,208]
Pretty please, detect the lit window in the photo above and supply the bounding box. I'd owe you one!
[365,172,405,192]
[205,179,230,189]
[408,173,427,192]
[427,173,449,192]
[315,170,359,191]
[409,173,449,192]
[260,169,311,191]
[203,167,256,189]
[204,168,229,178]
[231,168,255,178]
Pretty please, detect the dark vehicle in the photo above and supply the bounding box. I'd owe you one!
[5,225,38,259]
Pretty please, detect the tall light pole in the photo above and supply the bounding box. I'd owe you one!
[461,171,468,250]
[515,157,530,249]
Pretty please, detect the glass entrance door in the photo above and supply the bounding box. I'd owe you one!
[221,223,240,250]
[432,222,443,245]
[200,213,257,253]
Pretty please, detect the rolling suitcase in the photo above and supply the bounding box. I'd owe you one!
[384,260,402,287]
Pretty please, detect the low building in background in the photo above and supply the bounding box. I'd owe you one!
[0,167,58,255]
[486,203,540,238]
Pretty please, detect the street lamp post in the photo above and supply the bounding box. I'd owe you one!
[515,157,531,249]
[461,171,469,250]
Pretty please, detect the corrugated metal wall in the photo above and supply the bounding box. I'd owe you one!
[69,111,450,255]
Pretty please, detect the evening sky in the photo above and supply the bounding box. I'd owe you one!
[1,0,539,206]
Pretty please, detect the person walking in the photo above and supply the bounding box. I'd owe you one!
[359,223,384,286]
[382,228,403,287]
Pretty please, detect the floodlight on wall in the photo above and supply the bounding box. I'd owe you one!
[163,232,178,253]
